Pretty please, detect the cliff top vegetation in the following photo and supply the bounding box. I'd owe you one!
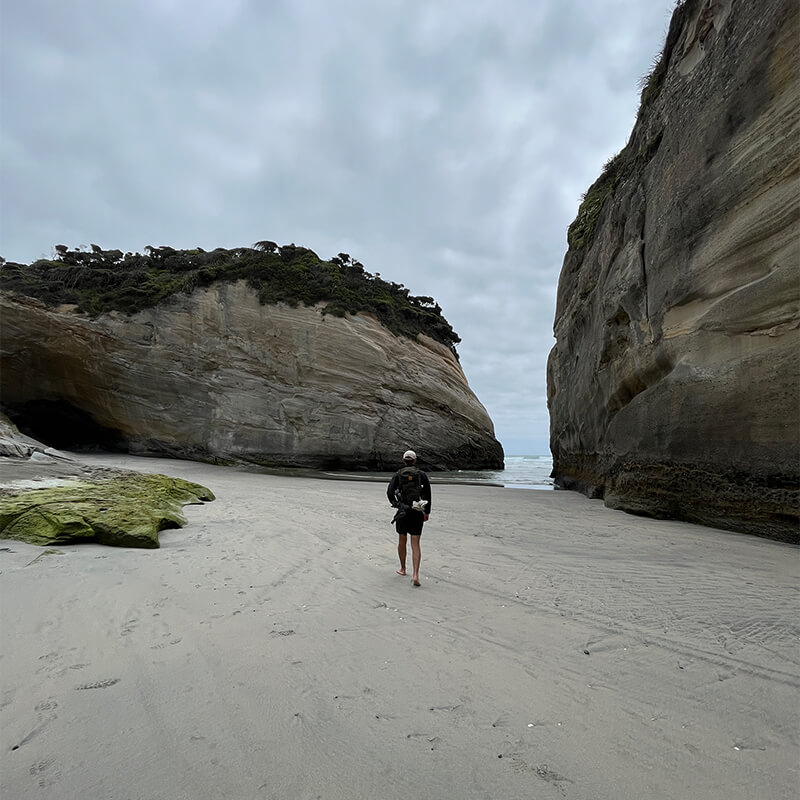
[0,242,461,356]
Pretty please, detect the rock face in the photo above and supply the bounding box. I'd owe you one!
[547,0,799,541]
[0,282,503,470]
[0,412,56,459]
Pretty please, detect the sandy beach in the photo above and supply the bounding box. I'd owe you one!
[1,454,797,800]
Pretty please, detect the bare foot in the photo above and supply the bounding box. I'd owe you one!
[396,569,406,575]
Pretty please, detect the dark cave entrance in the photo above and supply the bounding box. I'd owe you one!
[4,399,128,452]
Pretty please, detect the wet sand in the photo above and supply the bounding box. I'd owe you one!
[1,454,797,799]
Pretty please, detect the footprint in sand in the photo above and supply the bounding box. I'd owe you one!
[29,756,62,788]
[36,652,62,676]
[35,698,59,729]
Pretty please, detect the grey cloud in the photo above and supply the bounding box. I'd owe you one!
[0,0,677,453]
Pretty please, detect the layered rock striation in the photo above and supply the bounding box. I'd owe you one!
[547,0,799,541]
[0,281,503,470]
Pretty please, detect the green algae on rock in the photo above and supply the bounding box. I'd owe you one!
[0,473,215,548]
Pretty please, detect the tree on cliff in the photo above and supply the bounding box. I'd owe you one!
[0,243,462,356]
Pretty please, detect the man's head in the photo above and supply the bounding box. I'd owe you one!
[403,449,416,464]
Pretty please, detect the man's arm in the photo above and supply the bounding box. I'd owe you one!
[387,474,399,506]
[421,472,432,515]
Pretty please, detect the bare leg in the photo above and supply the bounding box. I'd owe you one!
[397,534,407,575]
[410,535,421,586]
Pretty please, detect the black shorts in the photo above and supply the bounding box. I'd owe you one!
[396,509,425,536]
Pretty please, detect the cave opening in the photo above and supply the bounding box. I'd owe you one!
[4,399,128,452]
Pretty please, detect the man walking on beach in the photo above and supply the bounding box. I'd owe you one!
[387,449,431,587]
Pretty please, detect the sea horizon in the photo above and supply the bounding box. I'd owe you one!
[431,453,554,490]
[317,453,555,490]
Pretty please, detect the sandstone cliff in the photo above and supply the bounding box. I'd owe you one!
[0,282,503,470]
[547,0,799,541]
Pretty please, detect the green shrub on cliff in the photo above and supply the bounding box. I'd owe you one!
[567,151,627,251]
[566,0,695,253]
[0,244,461,356]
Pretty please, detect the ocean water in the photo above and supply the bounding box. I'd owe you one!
[432,454,554,490]
[266,454,555,490]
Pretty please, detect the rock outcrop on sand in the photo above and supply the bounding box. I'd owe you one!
[0,473,214,549]
[0,416,214,548]
[547,0,799,541]
[0,281,502,470]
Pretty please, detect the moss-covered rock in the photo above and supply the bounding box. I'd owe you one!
[0,473,215,548]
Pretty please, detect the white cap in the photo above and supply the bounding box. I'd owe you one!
[403,450,416,461]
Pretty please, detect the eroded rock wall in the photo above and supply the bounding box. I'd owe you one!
[547,0,799,541]
[0,282,503,470]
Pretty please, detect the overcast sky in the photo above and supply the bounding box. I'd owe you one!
[1,0,677,455]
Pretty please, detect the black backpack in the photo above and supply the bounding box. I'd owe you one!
[397,465,422,506]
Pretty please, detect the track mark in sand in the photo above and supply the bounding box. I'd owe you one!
[429,703,462,713]
[491,712,511,728]
[271,629,295,637]
[36,652,63,676]
[406,732,440,750]
[151,636,183,650]
[732,737,769,752]
[34,699,58,714]
[534,763,572,793]
[29,756,62,788]
[437,575,800,687]
[503,752,572,795]
[120,618,138,636]
[75,678,120,690]
[24,549,64,568]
